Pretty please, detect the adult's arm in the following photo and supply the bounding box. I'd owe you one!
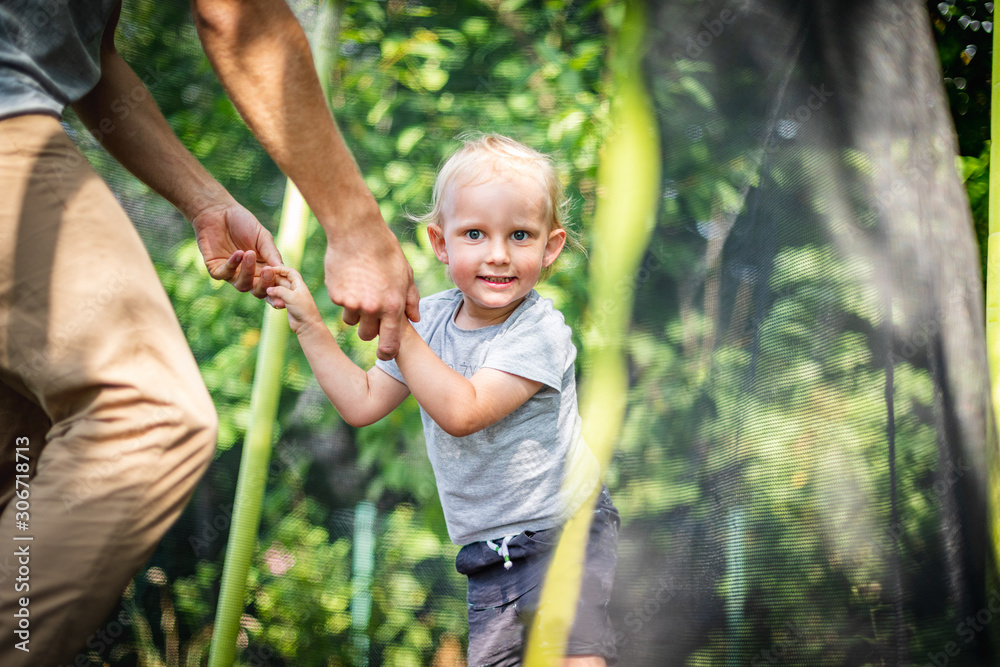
[71,2,282,297]
[191,0,420,360]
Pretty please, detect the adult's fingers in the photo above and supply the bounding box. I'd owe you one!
[376,311,404,361]
[256,228,283,268]
[230,250,257,293]
[342,307,361,327]
[405,283,420,323]
[252,265,275,299]
[356,312,379,342]
[210,250,244,282]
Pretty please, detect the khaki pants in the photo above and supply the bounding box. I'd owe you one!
[0,114,217,665]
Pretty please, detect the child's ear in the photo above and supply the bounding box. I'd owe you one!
[542,227,567,267]
[426,223,449,264]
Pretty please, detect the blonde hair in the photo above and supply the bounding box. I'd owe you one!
[414,134,575,254]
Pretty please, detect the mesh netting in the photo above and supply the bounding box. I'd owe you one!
[609,1,996,664]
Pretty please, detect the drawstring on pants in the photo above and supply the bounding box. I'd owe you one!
[487,535,516,570]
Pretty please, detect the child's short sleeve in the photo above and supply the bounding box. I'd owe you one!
[375,356,404,384]
[480,297,575,392]
[373,289,464,386]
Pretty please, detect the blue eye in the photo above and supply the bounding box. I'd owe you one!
[466,230,482,240]
[512,230,528,241]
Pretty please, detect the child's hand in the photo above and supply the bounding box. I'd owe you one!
[266,266,323,335]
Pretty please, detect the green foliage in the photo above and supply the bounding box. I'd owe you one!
[959,143,990,286]
[70,0,988,664]
[928,0,993,286]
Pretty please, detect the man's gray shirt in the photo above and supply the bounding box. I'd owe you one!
[0,0,119,119]
[376,289,599,545]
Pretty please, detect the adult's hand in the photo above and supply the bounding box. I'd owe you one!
[72,2,281,302]
[324,225,420,361]
[191,200,283,299]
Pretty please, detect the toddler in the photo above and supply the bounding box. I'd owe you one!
[267,134,619,666]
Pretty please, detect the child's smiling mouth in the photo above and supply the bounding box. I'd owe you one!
[479,276,515,284]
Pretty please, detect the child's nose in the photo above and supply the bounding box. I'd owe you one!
[486,240,510,263]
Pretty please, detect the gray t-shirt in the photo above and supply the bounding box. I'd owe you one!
[0,0,119,120]
[376,288,600,545]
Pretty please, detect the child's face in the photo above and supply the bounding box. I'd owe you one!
[427,174,566,323]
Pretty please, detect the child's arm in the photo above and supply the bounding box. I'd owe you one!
[394,324,543,438]
[267,267,410,427]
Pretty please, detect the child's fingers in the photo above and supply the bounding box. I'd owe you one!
[269,265,302,281]
[267,265,304,290]
[268,272,295,289]
[266,285,294,307]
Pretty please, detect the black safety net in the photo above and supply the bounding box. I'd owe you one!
[611,1,996,665]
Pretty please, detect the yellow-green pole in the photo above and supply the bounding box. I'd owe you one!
[207,3,340,665]
[523,0,660,663]
[988,7,1000,578]
[207,185,310,667]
